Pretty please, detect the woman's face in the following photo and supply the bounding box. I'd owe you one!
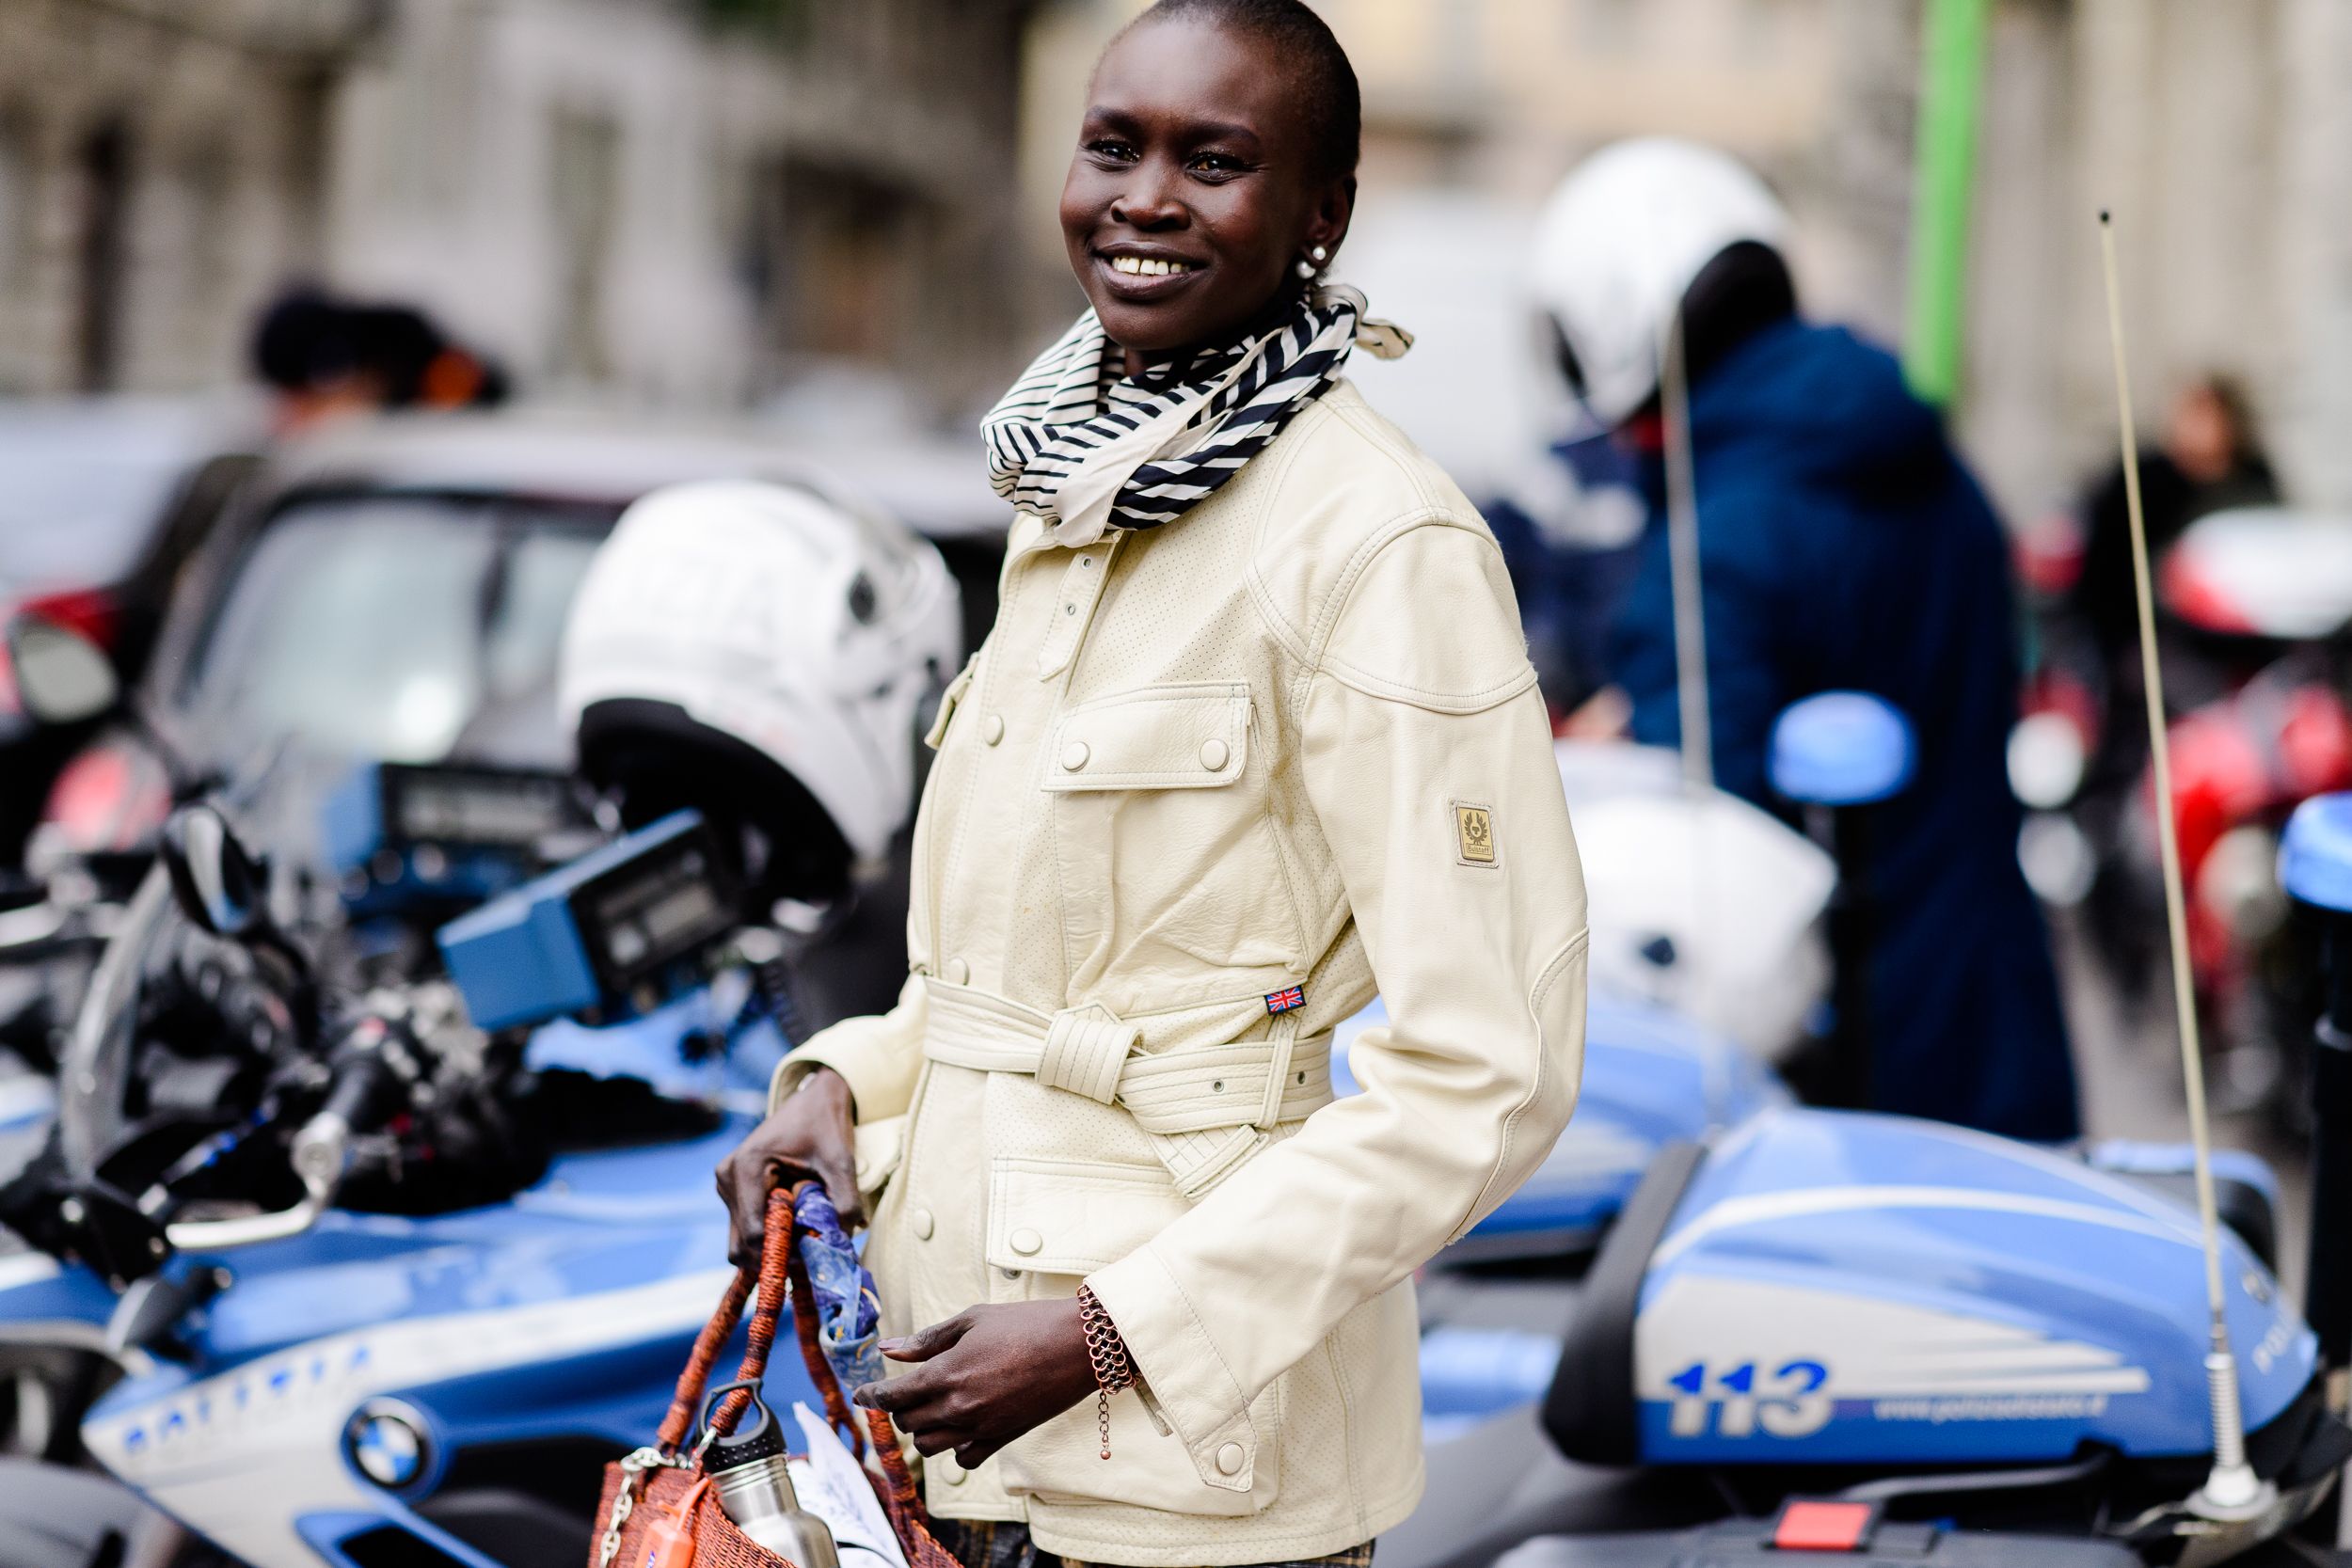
[1060,16,1351,362]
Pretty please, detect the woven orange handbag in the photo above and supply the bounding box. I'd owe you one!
[589,1185,962,1568]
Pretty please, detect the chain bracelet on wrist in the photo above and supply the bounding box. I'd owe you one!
[1076,1284,1136,1460]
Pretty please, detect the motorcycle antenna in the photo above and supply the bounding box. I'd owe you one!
[1660,311,1712,790]
[2097,208,2271,1521]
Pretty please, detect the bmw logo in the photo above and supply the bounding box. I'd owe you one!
[343,1400,432,1491]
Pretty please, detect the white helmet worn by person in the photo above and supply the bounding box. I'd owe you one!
[1530,136,1790,426]
[559,479,960,905]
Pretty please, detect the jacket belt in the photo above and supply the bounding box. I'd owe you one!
[919,980,1335,1196]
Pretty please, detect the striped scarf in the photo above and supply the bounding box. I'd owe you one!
[981,283,1411,548]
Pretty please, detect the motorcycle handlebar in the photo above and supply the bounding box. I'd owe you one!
[317,1047,399,1140]
[163,1034,404,1254]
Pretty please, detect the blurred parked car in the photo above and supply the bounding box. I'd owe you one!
[0,398,265,881]
[2,408,1005,1055]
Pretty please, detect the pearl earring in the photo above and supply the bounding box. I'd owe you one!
[1295,258,1315,278]
[1311,245,1328,263]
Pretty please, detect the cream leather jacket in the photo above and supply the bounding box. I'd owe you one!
[771,380,1588,1566]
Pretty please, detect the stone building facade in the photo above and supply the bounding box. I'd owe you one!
[1968,0,2352,521]
[0,0,369,396]
[0,0,1037,419]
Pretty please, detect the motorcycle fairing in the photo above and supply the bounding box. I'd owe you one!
[72,1119,818,1568]
[1563,1107,2312,1466]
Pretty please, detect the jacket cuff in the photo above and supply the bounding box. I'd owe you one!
[764,977,928,1120]
[767,1043,880,1128]
[1083,1245,1259,1494]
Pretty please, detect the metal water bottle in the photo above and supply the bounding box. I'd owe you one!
[704,1385,840,1568]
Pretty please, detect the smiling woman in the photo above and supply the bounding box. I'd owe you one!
[1057,0,1359,364]
[715,5,1591,1566]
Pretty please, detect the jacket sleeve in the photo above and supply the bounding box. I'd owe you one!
[1085,517,1589,1491]
[767,974,930,1121]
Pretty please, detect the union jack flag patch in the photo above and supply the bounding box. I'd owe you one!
[1264,985,1305,1015]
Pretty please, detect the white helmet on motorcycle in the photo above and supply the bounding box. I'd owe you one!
[559,479,960,904]
[1530,137,1791,426]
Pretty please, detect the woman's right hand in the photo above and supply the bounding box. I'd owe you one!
[715,1066,860,1267]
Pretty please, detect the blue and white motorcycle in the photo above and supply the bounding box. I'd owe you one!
[3,697,2342,1568]
[1385,703,2352,1568]
[0,790,818,1568]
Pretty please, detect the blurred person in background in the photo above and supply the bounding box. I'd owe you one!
[714,2,1587,1563]
[2059,373,2280,796]
[250,288,509,434]
[1534,136,2075,1143]
[2072,374,2278,672]
[1483,428,1647,729]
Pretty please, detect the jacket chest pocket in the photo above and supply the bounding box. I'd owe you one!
[1042,682,1306,985]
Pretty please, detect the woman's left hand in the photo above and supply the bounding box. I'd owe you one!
[851,1299,1099,1469]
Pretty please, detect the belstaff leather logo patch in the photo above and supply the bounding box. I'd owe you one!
[1454,802,1499,867]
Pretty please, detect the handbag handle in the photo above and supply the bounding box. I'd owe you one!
[655,1182,948,1555]
[655,1186,795,1452]
[654,1183,866,1455]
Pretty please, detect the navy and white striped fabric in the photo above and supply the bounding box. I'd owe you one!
[981,283,1409,548]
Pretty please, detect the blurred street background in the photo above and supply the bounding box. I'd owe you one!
[0,1,2348,516]
[8,8,2352,1561]
[5,0,2351,1228]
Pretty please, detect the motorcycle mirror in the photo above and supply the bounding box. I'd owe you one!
[160,803,272,942]
[1770,692,1916,808]
[5,613,119,726]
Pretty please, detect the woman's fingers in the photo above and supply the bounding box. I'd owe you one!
[880,1312,973,1363]
[907,1424,979,1457]
[710,1072,863,1248]
[811,1146,865,1231]
[954,1437,1006,1469]
[716,1150,780,1269]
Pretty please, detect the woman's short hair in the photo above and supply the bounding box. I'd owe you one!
[1131,0,1361,183]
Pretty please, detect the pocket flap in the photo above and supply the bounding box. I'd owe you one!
[853,1114,906,1202]
[986,1156,1188,1275]
[1042,682,1250,791]
[922,657,978,751]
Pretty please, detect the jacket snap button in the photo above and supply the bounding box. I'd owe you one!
[1061,741,1089,771]
[1009,1227,1043,1256]
[1216,1442,1246,1476]
[938,1456,965,1484]
[945,957,971,985]
[911,1207,935,1241]
[982,713,1005,746]
[1200,738,1231,771]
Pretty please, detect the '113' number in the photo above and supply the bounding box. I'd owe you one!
[1665,1358,1832,1437]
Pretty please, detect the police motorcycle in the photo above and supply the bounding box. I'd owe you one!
[1382,714,2352,1568]
[0,612,198,1141]
[1406,694,2288,1423]
[0,480,961,1568]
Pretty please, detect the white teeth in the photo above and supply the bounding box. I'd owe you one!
[1109,256,1190,277]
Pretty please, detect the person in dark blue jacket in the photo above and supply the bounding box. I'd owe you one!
[1534,137,2077,1142]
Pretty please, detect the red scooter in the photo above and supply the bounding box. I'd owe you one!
[2025,506,2352,1126]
